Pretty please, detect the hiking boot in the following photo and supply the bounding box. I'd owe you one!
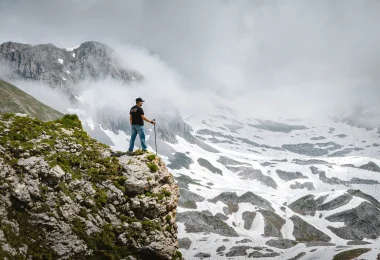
[127,151,134,156]
[142,150,148,153]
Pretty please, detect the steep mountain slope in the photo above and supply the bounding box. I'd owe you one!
[0,41,142,91]
[0,79,62,121]
[0,114,181,259]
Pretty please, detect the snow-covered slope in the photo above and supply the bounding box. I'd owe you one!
[95,109,380,260]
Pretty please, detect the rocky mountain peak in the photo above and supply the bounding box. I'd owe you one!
[0,40,143,92]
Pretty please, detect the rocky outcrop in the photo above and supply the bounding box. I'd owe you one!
[290,215,331,242]
[209,192,275,212]
[326,202,380,240]
[197,158,222,175]
[178,188,205,209]
[265,239,297,249]
[0,114,181,260]
[290,181,315,190]
[289,195,318,216]
[259,210,285,237]
[275,170,308,181]
[226,166,278,188]
[176,211,238,237]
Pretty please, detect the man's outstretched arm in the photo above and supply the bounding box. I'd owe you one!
[141,115,156,124]
[130,114,132,125]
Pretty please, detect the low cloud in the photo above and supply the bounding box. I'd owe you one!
[0,0,379,123]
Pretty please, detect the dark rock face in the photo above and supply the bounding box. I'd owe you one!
[275,170,308,181]
[0,41,141,91]
[216,245,226,252]
[197,158,222,175]
[290,181,315,190]
[349,177,379,185]
[227,166,278,188]
[242,211,256,230]
[317,194,352,211]
[319,172,348,186]
[283,142,342,156]
[293,159,330,165]
[259,210,285,237]
[249,120,308,133]
[305,242,335,247]
[217,156,249,166]
[239,192,275,212]
[309,166,324,175]
[289,195,318,216]
[236,238,252,244]
[290,215,331,242]
[265,239,297,249]
[225,246,252,257]
[194,252,210,258]
[178,188,205,209]
[248,251,280,258]
[175,174,202,190]
[311,136,326,140]
[347,240,372,245]
[178,237,192,249]
[347,189,380,209]
[167,152,193,170]
[215,213,228,221]
[326,202,380,240]
[176,211,239,237]
[287,252,306,260]
[358,161,380,172]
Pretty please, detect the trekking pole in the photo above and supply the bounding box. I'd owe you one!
[153,119,157,155]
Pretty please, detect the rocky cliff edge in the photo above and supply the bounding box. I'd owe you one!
[0,113,181,260]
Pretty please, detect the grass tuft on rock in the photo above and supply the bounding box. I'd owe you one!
[147,162,158,172]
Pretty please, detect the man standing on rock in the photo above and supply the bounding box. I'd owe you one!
[128,97,156,155]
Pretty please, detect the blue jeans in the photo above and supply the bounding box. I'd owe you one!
[128,125,147,152]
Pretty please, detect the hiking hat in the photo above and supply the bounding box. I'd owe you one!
[136,97,145,102]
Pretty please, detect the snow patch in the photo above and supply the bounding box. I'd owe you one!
[72,53,76,58]
[66,70,70,74]
[57,59,63,64]
[62,77,67,81]
[65,45,80,52]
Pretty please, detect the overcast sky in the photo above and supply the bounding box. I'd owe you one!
[1,0,380,119]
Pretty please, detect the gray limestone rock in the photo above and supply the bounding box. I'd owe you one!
[197,158,222,175]
[276,170,308,181]
[176,211,239,237]
[287,252,306,260]
[290,181,315,190]
[242,211,256,230]
[178,237,192,249]
[265,239,297,249]
[290,215,331,242]
[326,202,380,240]
[317,194,352,211]
[225,246,252,257]
[289,195,318,216]
[178,188,205,209]
[227,166,278,188]
[259,210,285,237]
